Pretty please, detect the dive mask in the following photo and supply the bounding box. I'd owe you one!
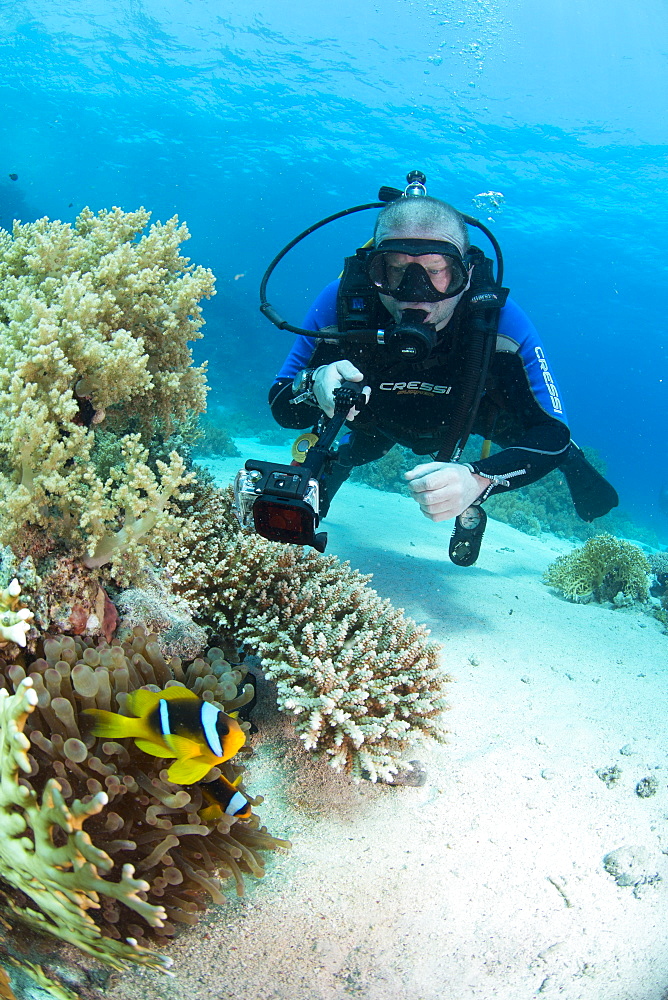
[366,238,470,302]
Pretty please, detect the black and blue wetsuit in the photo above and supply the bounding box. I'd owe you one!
[269,279,572,515]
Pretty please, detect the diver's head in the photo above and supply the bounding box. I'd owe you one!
[370,195,472,331]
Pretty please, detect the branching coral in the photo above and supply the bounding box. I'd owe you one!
[649,551,668,572]
[543,533,650,605]
[0,208,214,582]
[0,628,288,972]
[648,551,668,591]
[170,486,450,782]
[0,676,165,973]
[192,419,240,459]
[350,446,413,495]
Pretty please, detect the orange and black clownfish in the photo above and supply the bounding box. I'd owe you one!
[198,773,252,822]
[83,686,246,784]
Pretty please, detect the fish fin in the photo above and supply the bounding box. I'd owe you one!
[158,685,200,702]
[199,803,223,822]
[163,734,202,759]
[167,756,217,784]
[134,738,177,759]
[228,710,239,718]
[126,689,162,717]
[127,685,198,717]
[82,708,139,740]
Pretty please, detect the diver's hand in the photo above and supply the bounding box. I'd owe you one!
[404,462,492,522]
[313,361,370,419]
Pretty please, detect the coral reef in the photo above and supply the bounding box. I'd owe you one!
[596,765,622,788]
[0,627,288,973]
[635,776,659,798]
[350,446,413,495]
[0,543,116,652]
[0,207,215,583]
[170,485,450,782]
[543,534,650,605]
[114,572,208,660]
[648,551,668,602]
[602,845,661,893]
[192,419,240,459]
[648,551,668,577]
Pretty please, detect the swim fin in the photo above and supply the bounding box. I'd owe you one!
[560,443,619,522]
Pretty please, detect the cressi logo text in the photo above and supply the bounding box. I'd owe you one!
[534,347,563,415]
[379,381,452,394]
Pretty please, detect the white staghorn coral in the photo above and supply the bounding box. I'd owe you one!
[238,565,448,781]
[171,486,450,782]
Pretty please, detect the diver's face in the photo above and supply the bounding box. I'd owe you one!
[377,241,471,331]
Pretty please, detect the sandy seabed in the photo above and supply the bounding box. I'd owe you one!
[105,442,668,1000]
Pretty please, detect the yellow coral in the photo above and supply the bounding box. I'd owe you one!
[0,208,214,582]
[544,533,650,604]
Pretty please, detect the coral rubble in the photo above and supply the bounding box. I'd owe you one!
[543,533,650,605]
[171,485,450,782]
[0,628,288,972]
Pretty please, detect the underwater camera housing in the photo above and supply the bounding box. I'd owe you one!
[233,381,365,551]
[234,461,324,551]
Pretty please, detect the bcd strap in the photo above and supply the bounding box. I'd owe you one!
[337,249,386,333]
[435,248,509,463]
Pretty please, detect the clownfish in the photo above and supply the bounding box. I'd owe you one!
[83,686,246,784]
[198,773,252,822]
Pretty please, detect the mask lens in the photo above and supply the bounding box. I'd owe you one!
[367,250,467,300]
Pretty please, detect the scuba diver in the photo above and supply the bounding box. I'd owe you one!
[264,172,618,565]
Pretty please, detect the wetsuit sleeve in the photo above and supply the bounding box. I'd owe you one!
[467,300,571,495]
[269,280,341,429]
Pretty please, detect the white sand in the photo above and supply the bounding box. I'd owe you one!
[106,443,668,1000]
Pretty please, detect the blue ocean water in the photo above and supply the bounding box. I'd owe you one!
[1,0,666,540]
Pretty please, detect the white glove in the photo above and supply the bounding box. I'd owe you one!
[312,361,370,419]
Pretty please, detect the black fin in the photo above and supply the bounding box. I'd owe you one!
[560,443,619,522]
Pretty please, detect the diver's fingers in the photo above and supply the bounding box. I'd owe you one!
[334,360,364,381]
[346,386,371,421]
[404,462,453,491]
[416,493,459,517]
[315,363,368,417]
[419,505,458,523]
